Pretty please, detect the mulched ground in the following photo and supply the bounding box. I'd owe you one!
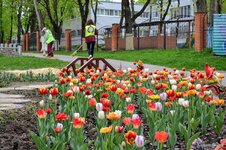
[0,88,225,150]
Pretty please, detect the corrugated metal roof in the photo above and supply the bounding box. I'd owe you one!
[213,14,226,55]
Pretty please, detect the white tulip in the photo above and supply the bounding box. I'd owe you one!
[172,85,177,91]
[96,103,103,111]
[178,98,185,105]
[196,84,201,90]
[98,111,105,119]
[73,113,80,119]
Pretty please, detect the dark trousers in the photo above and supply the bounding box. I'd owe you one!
[47,42,54,57]
[87,42,95,57]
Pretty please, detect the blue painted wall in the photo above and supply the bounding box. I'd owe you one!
[213,14,226,55]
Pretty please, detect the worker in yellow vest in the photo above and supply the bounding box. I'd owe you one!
[42,27,55,57]
[85,19,98,59]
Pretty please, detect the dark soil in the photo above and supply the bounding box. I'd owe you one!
[0,88,225,150]
[0,104,37,150]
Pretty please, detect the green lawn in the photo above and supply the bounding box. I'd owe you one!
[55,48,226,71]
[0,55,68,70]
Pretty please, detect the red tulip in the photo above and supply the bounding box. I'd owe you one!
[155,131,169,143]
[205,63,215,79]
[88,98,97,106]
[126,104,135,114]
[56,113,69,121]
[36,109,47,119]
[49,87,58,96]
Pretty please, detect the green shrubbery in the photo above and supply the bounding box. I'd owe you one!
[0,72,58,87]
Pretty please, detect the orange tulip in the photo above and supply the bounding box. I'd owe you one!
[124,131,137,145]
[106,112,121,120]
[39,87,48,96]
[100,126,112,134]
[155,131,169,143]
[123,117,131,126]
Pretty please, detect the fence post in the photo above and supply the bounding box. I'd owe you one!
[194,12,206,51]
[188,21,191,48]
[65,29,72,51]
[164,22,166,50]
[22,34,26,51]
[112,23,120,51]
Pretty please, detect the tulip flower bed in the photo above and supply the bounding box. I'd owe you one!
[32,61,226,150]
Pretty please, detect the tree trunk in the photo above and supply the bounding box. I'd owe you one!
[209,0,215,27]
[0,0,3,43]
[176,0,180,38]
[30,9,37,33]
[78,0,90,44]
[91,0,98,24]
[17,0,23,44]
[33,0,44,30]
[120,2,124,27]
[123,0,132,33]
[196,0,207,12]
[159,0,172,33]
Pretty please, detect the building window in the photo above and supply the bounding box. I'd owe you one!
[115,10,118,16]
[110,10,114,16]
[101,9,104,15]
[105,9,109,15]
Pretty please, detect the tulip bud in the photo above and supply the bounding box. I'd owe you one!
[168,75,173,79]
[86,79,91,84]
[160,92,167,100]
[175,70,179,74]
[96,103,103,111]
[182,100,189,108]
[114,110,122,116]
[170,110,175,115]
[172,85,177,91]
[196,84,201,90]
[144,68,149,72]
[151,80,155,84]
[178,98,185,105]
[73,113,80,119]
[39,100,45,107]
[132,114,140,120]
[98,111,105,119]
[135,135,145,148]
[115,126,124,133]
[170,79,176,85]
[155,102,162,112]
[48,94,53,100]
[69,82,73,86]
[121,141,126,147]
[126,97,131,103]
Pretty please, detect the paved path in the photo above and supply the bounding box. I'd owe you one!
[0,83,52,110]
[23,53,226,86]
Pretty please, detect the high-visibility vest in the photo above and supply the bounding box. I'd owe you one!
[45,30,55,44]
[85,25,96,37]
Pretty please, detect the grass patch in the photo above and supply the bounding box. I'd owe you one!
[55,48,226,71]
[0,55,68,70]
